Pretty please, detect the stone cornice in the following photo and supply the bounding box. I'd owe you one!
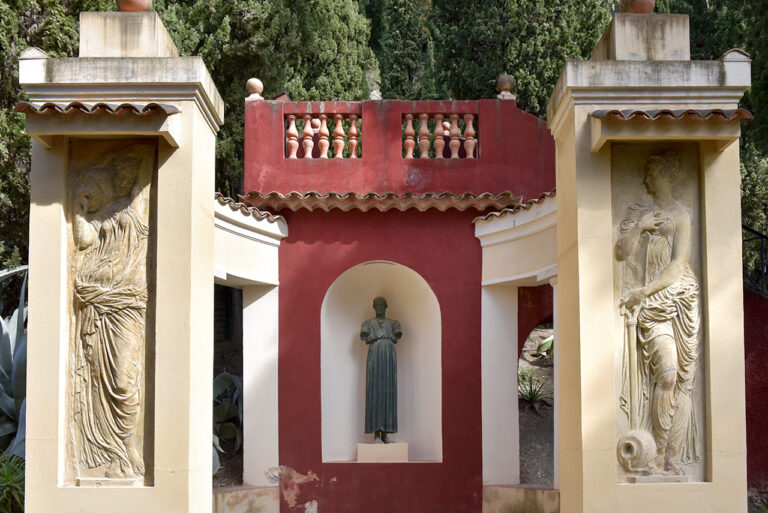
[19,56,223,134]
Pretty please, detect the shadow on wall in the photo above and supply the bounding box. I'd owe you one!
[320,260,442,462]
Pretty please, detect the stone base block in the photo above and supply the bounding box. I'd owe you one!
[356,443,408,462]
[482,486,559,513]
[213,485,279,513]
[624,474,696,484]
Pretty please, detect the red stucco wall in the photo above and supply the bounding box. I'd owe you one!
[745,287,768,488]
[277,209,484,513]
[244,99,555,199]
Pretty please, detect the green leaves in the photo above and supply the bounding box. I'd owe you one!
[0,453,24,513]
[212,371,243,475]
[0,266,26,460]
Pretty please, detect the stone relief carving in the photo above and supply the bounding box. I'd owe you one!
[69,143,154,483]
[613,149,703,480]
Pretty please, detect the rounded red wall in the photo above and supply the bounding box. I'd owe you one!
[277,209,483,513]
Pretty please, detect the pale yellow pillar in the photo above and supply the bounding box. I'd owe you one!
[20,12,223,513]
[547,14,750,513]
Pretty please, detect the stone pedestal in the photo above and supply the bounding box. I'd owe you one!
[19,12,223,513]
[357,443,409,462]
[547,14,750,513]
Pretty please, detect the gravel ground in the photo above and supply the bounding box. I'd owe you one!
[518,327,554,486]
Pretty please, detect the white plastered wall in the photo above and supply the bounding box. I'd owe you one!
[320,261,442,462]
[474,199,558,488]
[213,201,286,489]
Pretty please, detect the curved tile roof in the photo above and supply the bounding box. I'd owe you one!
[473,189,556,222]
[215,193,285,224]
[15,101,180,116]
[241,191,522,213]
[590,108,752,122]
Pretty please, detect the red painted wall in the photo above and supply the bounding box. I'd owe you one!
[517,286,554,357]
[244,100,555,199]
[745,287,768,488]
[277,209,483,513]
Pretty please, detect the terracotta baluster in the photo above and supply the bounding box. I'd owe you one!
[403,114,415,159]
[286,115,299,159]
[318,115,330,158]
[418,113,430,158]
[463,113,476,159]
[348,114,359,158]
[302,114,314,159]
[333,114,345,158]
[433,113,445,159]
[449,114,460,158]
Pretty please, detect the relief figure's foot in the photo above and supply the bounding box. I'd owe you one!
[664,453,685,475]
[129,445,145,476]
[105,460,125,479]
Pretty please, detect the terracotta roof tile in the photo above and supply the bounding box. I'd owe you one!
[590,108,752,122]
[14,101,180,116]
[215,193,285,224]
[241,191,522,213]
[473,189,556,222]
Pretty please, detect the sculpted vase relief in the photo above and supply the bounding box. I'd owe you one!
[612,146,705,481]
[68,142,155,484]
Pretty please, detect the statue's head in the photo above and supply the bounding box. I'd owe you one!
[112,156,141,198]
[77,166,113,213]
[644,151,680,195]
[373,296,388,316]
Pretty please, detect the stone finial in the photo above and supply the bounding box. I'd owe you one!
[496,74,516,100]
[618,0,655,13]
[246,78,264,101]
[117,0,152,11]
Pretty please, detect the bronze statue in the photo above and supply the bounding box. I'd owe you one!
[360,297,402,443]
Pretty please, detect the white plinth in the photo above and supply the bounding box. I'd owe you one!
[356,443,408,463]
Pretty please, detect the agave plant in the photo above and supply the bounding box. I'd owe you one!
[212,371,243,475]
[0,266,28,459]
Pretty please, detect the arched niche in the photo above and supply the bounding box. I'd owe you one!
[320,260,442,462]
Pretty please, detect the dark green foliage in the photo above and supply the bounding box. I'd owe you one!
[378,0,435,99]
[212,371,243,475]
[0,0,375,266]
[155,0,375,195]
[431,0,611,116]
[0,454,24,513]
[518,370,551,414]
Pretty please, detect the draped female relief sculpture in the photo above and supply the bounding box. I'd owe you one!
[68,142,154,483]
[613,148,704,481]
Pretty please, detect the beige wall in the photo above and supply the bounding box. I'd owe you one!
[549,72,749,513]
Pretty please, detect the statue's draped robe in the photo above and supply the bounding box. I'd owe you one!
[73,205,148,474]
[619,204,701,463]
[361,318,401,434]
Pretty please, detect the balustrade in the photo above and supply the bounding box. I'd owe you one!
[402,112,479,159]
[284,107,362,159]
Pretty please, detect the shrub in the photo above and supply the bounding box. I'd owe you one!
[0,453,24,513]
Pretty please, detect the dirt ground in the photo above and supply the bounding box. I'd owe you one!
[518,327,555,486]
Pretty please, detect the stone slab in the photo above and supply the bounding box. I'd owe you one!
[624,475,696,484]
[590,14,690,62]
[80,12,179,58]
[356,443,408,463]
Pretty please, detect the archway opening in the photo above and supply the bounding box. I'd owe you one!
[320,260,442,462]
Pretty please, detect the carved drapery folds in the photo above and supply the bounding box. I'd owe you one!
[68,141,155,485]
[612,144,705,482]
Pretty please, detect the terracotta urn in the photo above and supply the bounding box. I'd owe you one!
[117,0,152,11]
[619,0,655,13]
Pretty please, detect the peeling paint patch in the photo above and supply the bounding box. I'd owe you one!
[304,500,318,513]
[270,466,320,508]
